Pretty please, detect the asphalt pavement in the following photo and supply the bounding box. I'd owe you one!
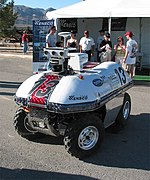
[0,53,150,180]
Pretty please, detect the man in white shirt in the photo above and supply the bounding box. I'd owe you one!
[123,31,138,78]
[79,30,95,61]
[46,26,57,47]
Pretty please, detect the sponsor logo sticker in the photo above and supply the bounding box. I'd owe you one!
[93,78,104,87]
[69,95,88,101]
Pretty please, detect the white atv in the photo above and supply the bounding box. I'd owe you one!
[13,32,133,159]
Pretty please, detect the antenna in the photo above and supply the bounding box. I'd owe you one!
[58,32,71,48]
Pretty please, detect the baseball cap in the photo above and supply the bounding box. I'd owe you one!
[124,31,133,37]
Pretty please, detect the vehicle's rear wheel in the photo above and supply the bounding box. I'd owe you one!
[112,93,131,132]
[13,107,44,140]
[63,113,105,159]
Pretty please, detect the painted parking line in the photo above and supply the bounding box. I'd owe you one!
[0,95,12,101]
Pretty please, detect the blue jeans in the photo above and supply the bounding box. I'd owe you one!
[23,41,28,53]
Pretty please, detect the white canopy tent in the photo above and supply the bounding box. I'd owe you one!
[111,0,150,17]
[46,0,110,18]
[46,0,150,67]
[46,0,150,18]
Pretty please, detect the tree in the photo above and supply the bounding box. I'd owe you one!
[0,0,18,37]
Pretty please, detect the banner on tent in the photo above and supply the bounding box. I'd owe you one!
[32,19,54,73]
[103,18,127,31]
[60,18,78,33]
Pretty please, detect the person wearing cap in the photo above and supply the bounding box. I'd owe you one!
[123,31,138,78]
[97,29,105,62]
[67,30,79,50]
[99,33,112,62]
[79,30,95,61]
[113,36,126,66]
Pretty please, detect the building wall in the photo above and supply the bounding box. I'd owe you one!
[141,18,150,67]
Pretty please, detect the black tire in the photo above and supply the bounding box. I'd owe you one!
[63,113,105,159]
[13,107,44,140]
[112,93,131,133]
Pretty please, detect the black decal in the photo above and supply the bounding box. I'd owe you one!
[29,78,46,95]
[35,80,59,97]
[93,78,104,87]
[118,67,126,84]
[69,95,88,101]
[115,67,126,85]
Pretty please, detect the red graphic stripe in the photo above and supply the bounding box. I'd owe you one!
[30,75,59,106]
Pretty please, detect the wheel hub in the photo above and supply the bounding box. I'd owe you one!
[78,126,99,150]
[123,101,130,120]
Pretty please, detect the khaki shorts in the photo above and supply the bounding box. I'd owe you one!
[126,64,134,72]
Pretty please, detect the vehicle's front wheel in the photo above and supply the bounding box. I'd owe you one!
[63,113,105,159]
[13,107,44,140]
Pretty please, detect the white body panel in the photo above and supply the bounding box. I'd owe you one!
[49,73,110,104]
[16,73,43,98]
[68,53,88,71]
[15,62,132,114]
[49,62,130,105]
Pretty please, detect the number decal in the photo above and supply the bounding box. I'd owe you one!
[35,80,59,97]
[29,75,60,106]
[114,69,122,85]
[29,78,46,95]
[115,67,126,85]
[29,75,59,98]
[118,67,126,84]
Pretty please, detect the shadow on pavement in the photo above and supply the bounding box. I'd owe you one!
[0,81,22,89]
[0,81,22,96]
[0,167,96,180]
[0,92,15,96]
[84,113,150,170]
[25,113,149,171]
[30,135,64,145]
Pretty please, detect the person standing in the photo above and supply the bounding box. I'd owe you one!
[46,26,57,47]
[97,29,105,62]
[114,36,126,66]
[79,30,95,61]
[123,31,138,78]
[22,31,28,54]
[67,30,79,50]
[99,33,112,62]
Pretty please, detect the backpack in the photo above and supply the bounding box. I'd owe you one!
[130,43,138,58]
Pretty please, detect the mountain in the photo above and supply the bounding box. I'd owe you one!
[13,5,55,27]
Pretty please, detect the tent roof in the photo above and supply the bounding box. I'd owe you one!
[111,0,150,17]
[46,0,150,19]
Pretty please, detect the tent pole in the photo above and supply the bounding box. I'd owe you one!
[139,17,142,52]
[54,18,58,30]
[108,12,111,34]
[54,18,59,42]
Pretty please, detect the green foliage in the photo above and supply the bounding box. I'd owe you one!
[0,0,18,37]
[0,0,8,7]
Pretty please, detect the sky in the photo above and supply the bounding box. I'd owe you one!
[13,0,82,9]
